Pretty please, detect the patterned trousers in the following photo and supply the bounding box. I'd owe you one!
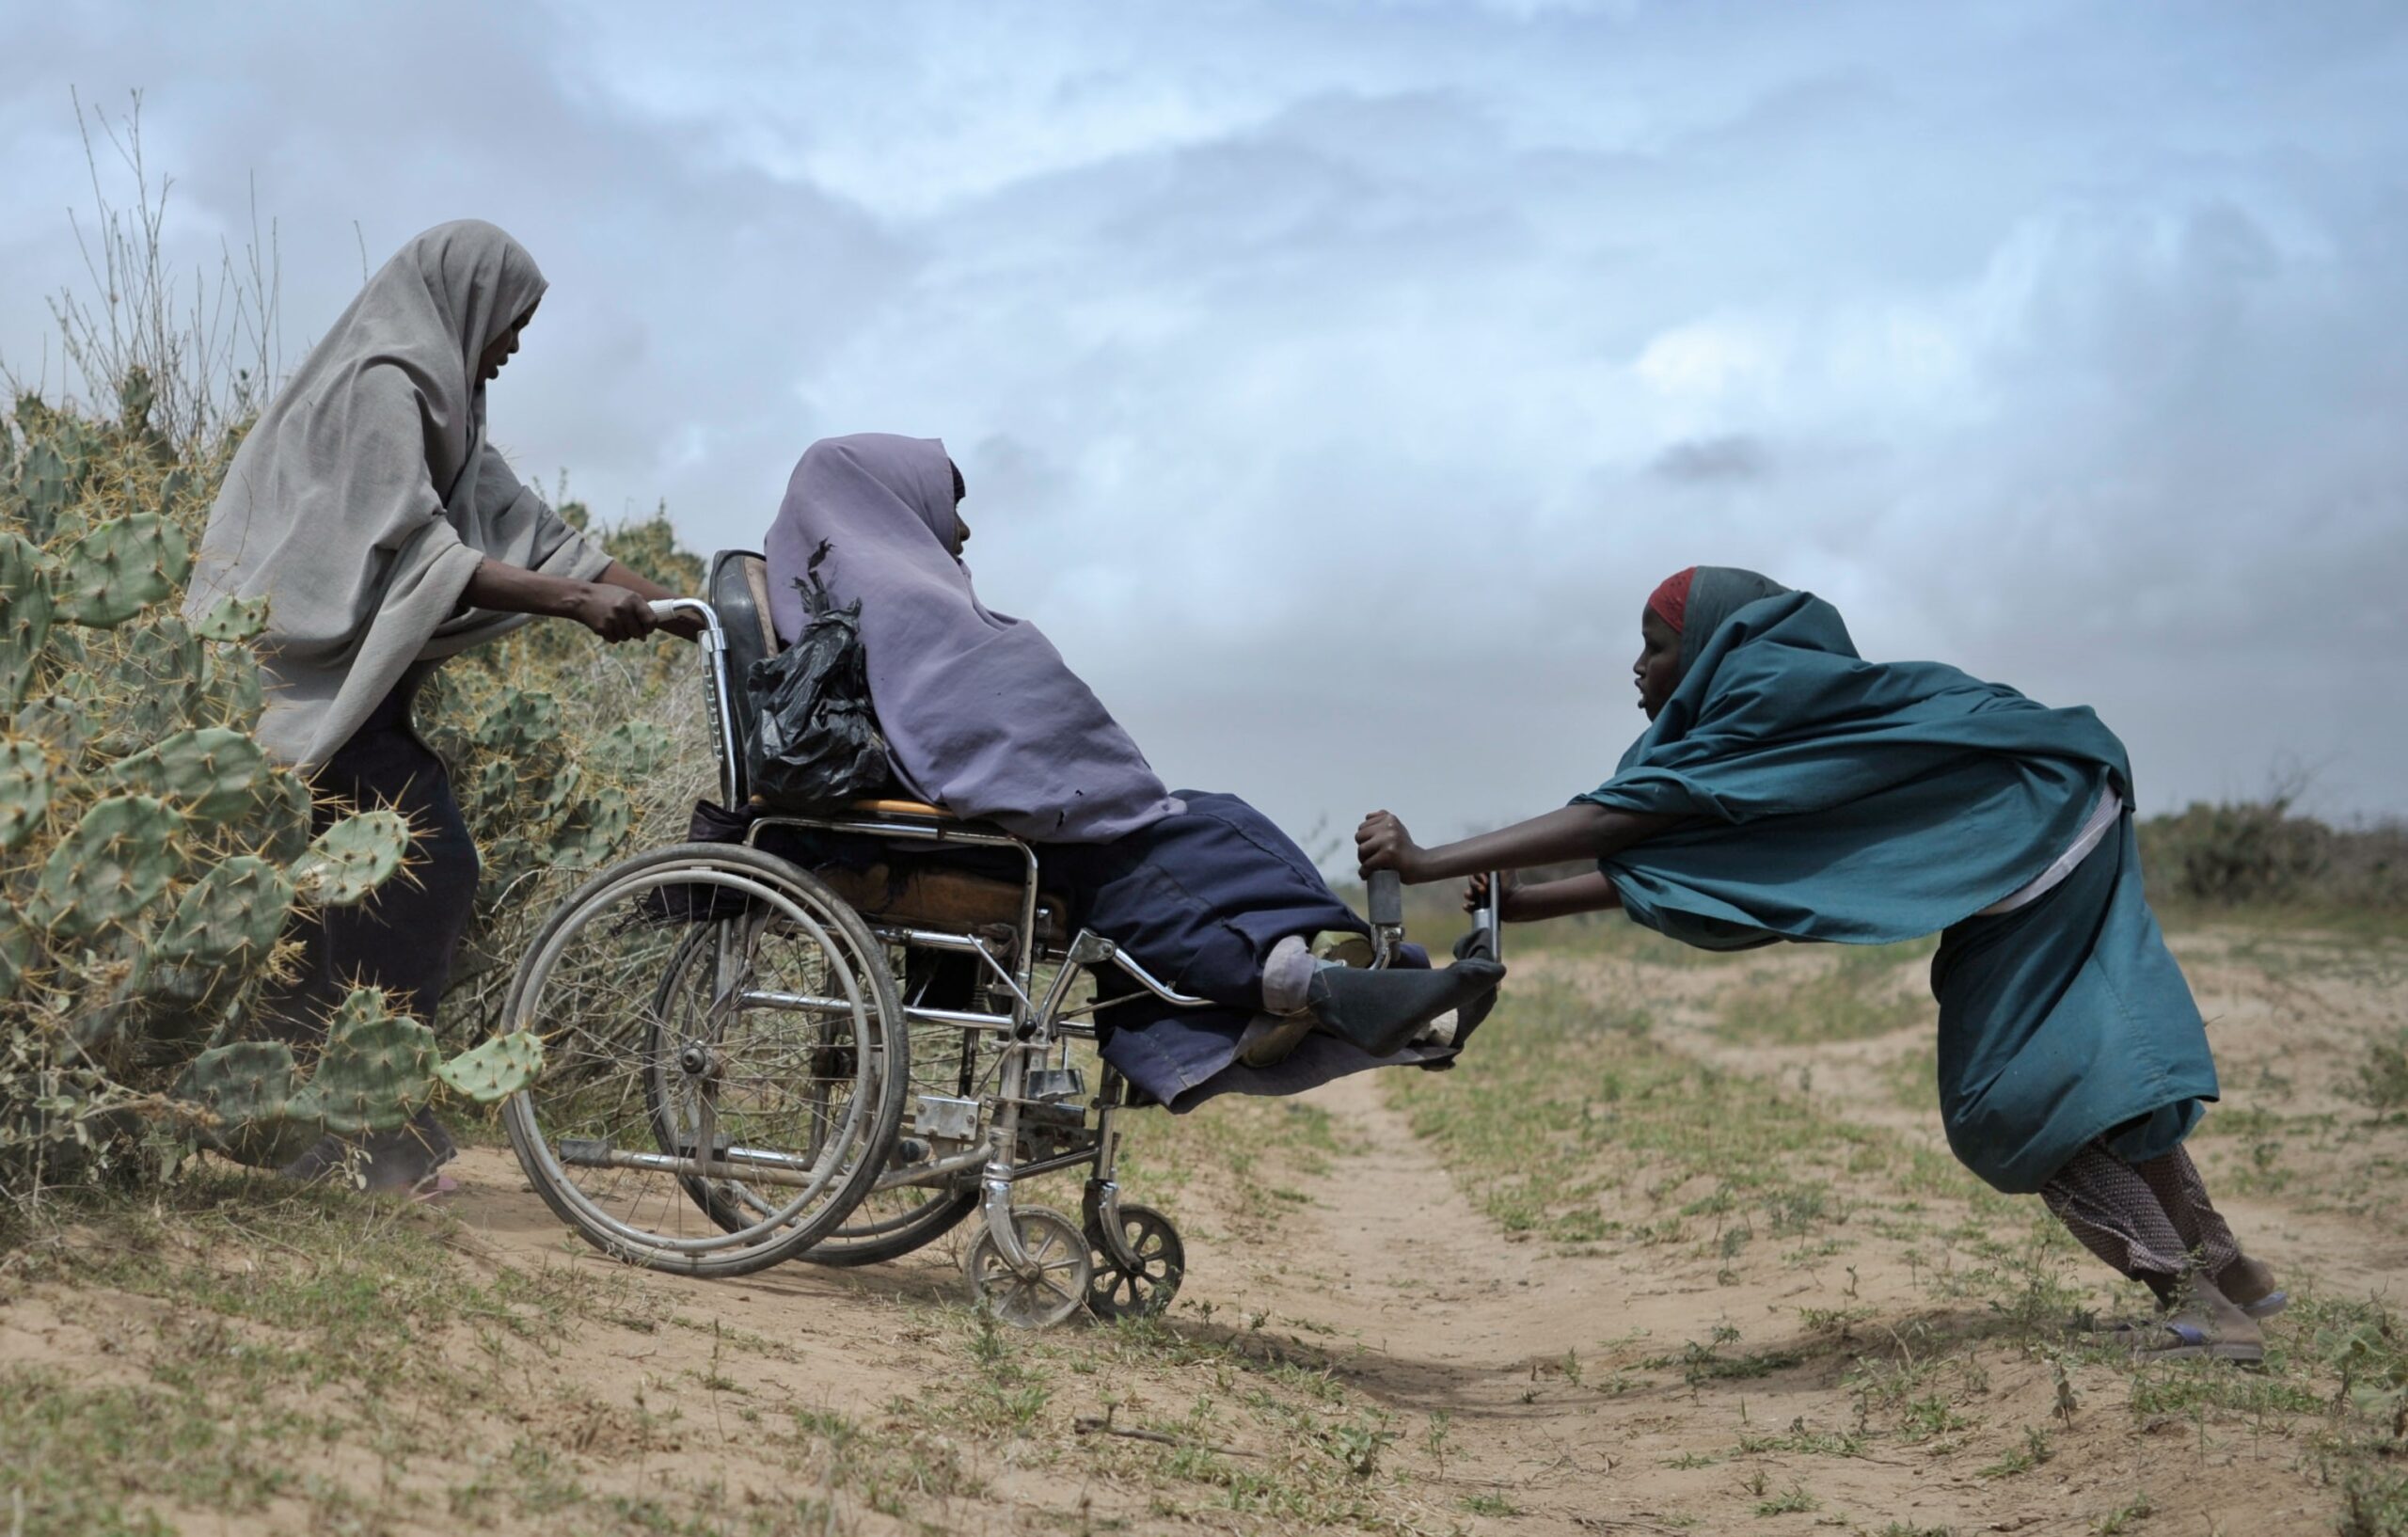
[2041,1140,2242,1294]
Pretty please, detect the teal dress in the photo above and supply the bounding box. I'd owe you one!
[1580,587,2216,1194]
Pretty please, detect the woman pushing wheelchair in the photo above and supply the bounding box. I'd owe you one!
[1355,566,2279,1364]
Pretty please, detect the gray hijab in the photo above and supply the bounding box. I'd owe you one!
[764,434,1182,843]
[187,220,608,767]
[1676,566,1793,682]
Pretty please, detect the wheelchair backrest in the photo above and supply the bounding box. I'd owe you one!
[706,548,780,798]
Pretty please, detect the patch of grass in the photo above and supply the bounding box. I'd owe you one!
[1735,1418,1866,1459]
[1388,981,1871,1254]
[1977,1424,2055,1478]
[1714,938,1938,1046]
[2353,1029,2408,1114]
[1461,1490,1523,1516]
[2338,1468,2408,1537]
[1752,1481,1817,1514]
[2090,1492,2154,1534]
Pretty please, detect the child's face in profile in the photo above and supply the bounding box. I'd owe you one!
[1634,609,1680,720]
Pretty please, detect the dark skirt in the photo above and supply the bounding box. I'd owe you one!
[263,666,479,1185]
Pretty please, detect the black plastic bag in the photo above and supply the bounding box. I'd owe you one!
[746,540,894,806]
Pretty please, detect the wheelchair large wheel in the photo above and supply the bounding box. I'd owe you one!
[642,927,980,1267]
[501,843,910,1277]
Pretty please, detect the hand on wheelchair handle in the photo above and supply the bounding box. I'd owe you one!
[1354,809,1425,883]
[1465,870,1520,920]
[571,582,658,642]
[643,598,707,642]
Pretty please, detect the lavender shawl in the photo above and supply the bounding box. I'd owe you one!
[186,220,608,767]
[765,435,1181,843]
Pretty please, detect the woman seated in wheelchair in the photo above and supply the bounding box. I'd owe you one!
[762,434,1502,1111]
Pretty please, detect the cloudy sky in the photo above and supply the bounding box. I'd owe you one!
[5,1,2403,849]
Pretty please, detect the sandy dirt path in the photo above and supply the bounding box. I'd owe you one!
[1198,932,2408,1535]
[382,925,2404,1534]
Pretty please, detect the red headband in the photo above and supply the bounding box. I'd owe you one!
[1647,567,1698,632]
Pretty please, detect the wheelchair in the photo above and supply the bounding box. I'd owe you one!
[499,550,1498,1326]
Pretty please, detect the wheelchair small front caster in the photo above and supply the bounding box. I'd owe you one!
[963,1206,1092,1327]
[1085,1202,1185,1321]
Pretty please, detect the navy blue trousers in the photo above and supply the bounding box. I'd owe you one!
[1046,791,1442,1110]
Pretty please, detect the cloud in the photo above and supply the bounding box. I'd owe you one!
[1651,435,1771,484]
[4,0,2403,842]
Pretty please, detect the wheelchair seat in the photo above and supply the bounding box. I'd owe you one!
[812,861,1067,943]
[848,797,958,820]
[710,551,1067,943]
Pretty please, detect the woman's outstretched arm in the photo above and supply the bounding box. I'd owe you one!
[1466,869,1624,922]
[462,558,704,642]
[1355,802,1680,884]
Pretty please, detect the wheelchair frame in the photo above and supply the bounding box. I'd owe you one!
[505,579,1497,1324]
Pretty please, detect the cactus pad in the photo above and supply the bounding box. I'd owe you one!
[171,1038,320,1167]
[175,1039,303,1125]
[191,594,269,643]
[293,989,438,1134]
[198,642,265,729]
[28,794,185,938]
[10,694,87,763]
[109,727,269,824]
[472,687,562,753]
[243,768,316,864]
[548,785,631,868]
[292,809,411,906]
[155,855,293,969]
[56,513,192,627]
[15,439,68,540]
[0,737,50,849]
[0,533,53,711]
[122,618,207,742]
[436,1031,545,1102]
[597,720,673,779]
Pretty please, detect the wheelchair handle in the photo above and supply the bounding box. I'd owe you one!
[648,597,740,805]
[647,597,725,647]
[1367,868,1404,927]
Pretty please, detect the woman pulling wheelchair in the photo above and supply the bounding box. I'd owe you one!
[1354,566,2279,1364]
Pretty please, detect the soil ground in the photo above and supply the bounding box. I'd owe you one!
[5,918,2404,1535]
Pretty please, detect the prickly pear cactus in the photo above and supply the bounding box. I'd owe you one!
[27,794,185,940]
[154,855,292,969]
[14,438,69,542]
[3,381,701,1196]
[0,737,50,849]
[0,533,53,711]
[108,726,269,823]
[169,1039,318,1168]
[190,593,267,642]
[291,809,411,906]
[175,1038,303,1126]
[241,768,315,864]
[435,1030,545,1102]
[55,512,191,628]
[294,989,439,1135]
